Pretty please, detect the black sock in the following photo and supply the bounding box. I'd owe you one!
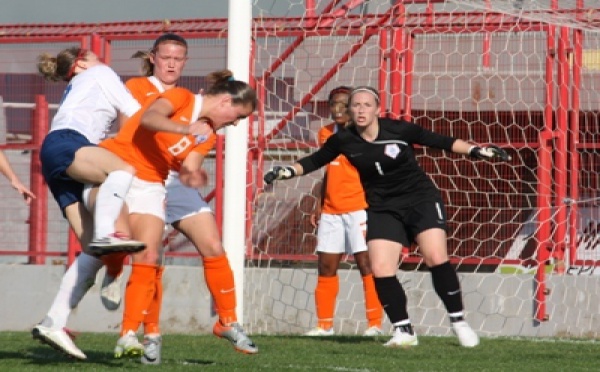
[374,276,409,324]
[449,314,464,323]
[430,261,464,315]
[397,324,414,335]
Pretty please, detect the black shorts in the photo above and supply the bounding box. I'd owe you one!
[366,198,448,247]
[40,129,93,212]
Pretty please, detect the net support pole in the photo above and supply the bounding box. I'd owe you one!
[0,96,6,144]
[29,95,48,265]
[224,0,252,324]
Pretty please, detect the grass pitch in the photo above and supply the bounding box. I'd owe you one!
[1,331,598,371]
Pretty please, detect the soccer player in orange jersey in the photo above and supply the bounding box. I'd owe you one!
[101,34,257,362]
[95,69,256,362]
[305,86,383,337]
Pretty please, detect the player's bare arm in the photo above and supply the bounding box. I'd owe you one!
[140,98,188,134]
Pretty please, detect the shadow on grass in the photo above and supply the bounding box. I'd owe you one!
[20,347,216,367]
[282,335,387,345]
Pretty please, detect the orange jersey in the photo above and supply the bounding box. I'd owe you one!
[100,87,216,183]
[318,123,367,214]
[126,76,164,105]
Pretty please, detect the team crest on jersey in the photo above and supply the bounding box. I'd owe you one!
[384,143,400,159]
[194,134,209,145]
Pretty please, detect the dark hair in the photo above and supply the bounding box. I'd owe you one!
[328,86,352,103]
[131,33,188,77]
[349,86,380,105]
[152,33,187,52]
[205,69,257,111]
[37,47,87,82]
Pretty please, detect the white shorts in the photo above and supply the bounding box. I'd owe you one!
[315,210,368,254]
[126,177,166,221]
[165,171,212,225]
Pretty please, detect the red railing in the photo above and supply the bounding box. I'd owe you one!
[0,96,49,263]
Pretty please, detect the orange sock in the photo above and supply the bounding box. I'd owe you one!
[315,275,338,330]
[101,252,127,277]
[121,263,157,336]
[143,266,164,335]
[204,255,237,325]
[362,274,383,328]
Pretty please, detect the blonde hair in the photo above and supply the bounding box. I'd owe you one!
[205,70,257,111]
[37,47,86,82]
[131,50,153,76]
[349,86,380,105]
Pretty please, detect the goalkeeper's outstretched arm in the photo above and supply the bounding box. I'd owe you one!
[451,139,512,161]
[264,137,345,184]
[264,163,304,184]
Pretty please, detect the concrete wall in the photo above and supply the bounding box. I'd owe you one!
[2,264,600,339]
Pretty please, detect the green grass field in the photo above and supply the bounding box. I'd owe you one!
[0,332,598,371]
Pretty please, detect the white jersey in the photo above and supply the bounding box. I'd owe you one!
[49,64,141,144]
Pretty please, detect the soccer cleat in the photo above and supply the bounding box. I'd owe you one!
[452,321,480,348]
[32,325,86,360]
[63,327,79,340]
[383,327,418,347]
[140,334,162,365]
[100,273,122,311]
[304,327,335,336]
[363,326,384,337]
[88,232,146,256]
[213,321,258,354]
[114,330,144,358]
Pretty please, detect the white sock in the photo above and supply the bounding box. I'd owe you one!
[94,170,134,240]
[45,253,103,329]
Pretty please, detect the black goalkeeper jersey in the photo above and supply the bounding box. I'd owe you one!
[298,118,457,211]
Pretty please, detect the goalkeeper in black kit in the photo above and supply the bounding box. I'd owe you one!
[265,85,510,348]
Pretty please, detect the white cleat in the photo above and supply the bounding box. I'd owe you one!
[384,327,418,347]
[114,330,144,358]
[213,321,258,354]
[141,334,162,365]
[304,327,334,336]
[363,326,384,337]
[100,273,122,311]
[32,325,86,360]
[88,233,146,256]
[452,321,480,347]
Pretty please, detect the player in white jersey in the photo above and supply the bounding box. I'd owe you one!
[32,47,145,359]
[32,36,257,362]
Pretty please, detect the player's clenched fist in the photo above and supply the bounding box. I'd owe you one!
[469,144,511,161]
[264,165,296,184]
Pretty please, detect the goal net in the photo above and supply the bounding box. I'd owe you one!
[245,0,600,337]
[449,0,600,33]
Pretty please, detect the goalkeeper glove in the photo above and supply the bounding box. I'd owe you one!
[264,165,297,184]
[469,145,511,161]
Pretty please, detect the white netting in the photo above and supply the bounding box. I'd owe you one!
[245,0,600,337]
[449,0,600,33]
